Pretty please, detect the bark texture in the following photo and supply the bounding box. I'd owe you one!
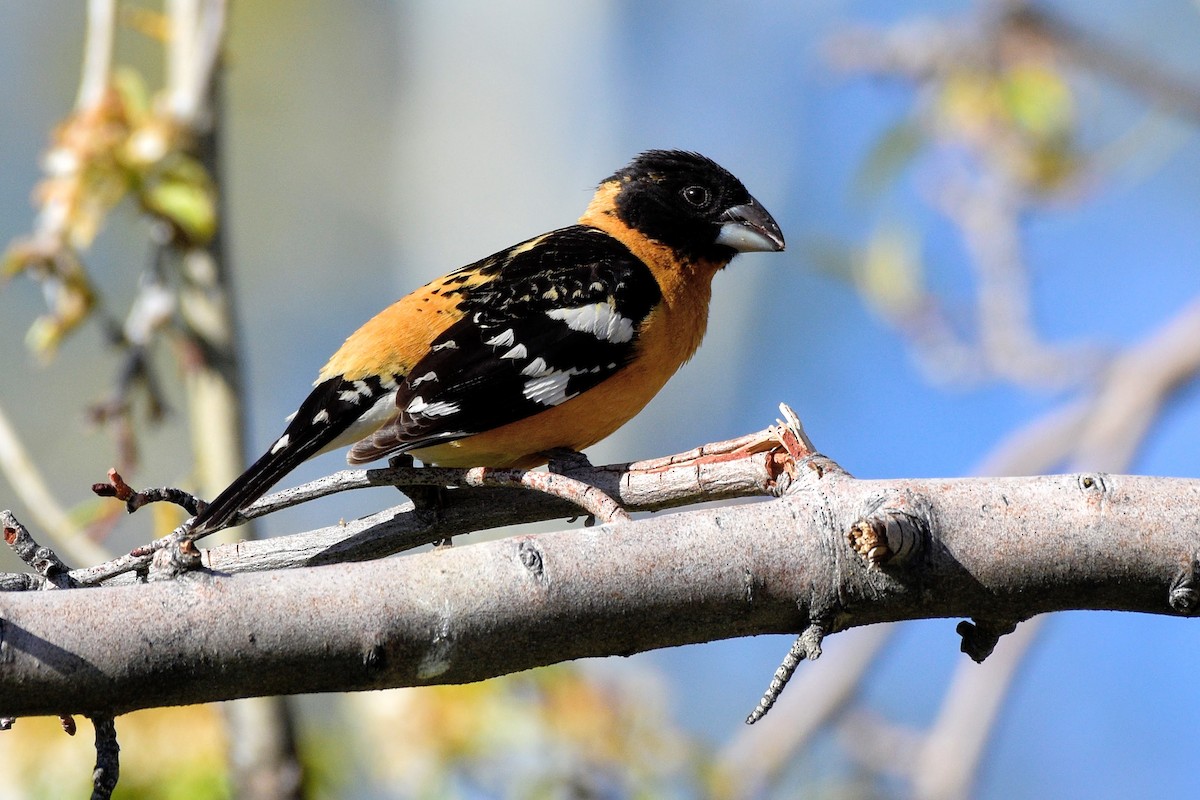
[2,472,1198,717]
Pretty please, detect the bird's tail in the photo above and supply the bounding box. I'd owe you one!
[187,434,331,538]
[186,375,392,538]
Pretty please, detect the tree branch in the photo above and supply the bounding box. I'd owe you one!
[62,429,787,585]
[977,294,1200,476]
[2,471,1197,718]
[89,715,119,800]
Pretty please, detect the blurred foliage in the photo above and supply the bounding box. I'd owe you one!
[349,666,702,798]
[0,706,227,799]
[830,5,1175,390]
[4,58,216,359]
[848,15,1083,202]
[934,61,1078,191]
[2,7,220,479]
[858,222,925,321]
[854,119,927,199]
[800,224,926,325]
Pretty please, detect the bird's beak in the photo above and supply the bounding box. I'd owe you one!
[715,198,786,253]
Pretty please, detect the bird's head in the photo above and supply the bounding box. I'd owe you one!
[598,149,785,263]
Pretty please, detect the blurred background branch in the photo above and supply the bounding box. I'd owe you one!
[3,1,302,797]
[727,4,1200,798]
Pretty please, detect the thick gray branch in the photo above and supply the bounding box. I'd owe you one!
[1,473,1197,717]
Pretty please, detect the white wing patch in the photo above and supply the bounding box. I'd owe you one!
[270,433,290,454]
[522,368,586,407]
[338,380,374,403]
[521,357,550,377]
[500,343,527,360]
[406,396,460,418]
[546,303,634,344]
[485,328,516,347]
[411,370,438,387]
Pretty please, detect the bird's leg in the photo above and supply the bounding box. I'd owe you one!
[543,447,594,474]
[388,453,444,509]
[388,454,451,546]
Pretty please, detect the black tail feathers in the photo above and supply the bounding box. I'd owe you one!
[187,437,320,538]
[185,375,386,538]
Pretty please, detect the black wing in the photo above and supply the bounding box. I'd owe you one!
[347,225,661,463]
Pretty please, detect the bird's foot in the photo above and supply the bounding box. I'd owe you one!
[543,447,593,474]
[389,454,448,515]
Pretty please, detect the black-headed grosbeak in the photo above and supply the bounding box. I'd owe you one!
[188,150,784,536]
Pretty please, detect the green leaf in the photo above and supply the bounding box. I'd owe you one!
[857,222,924,318]
[1000,64,1073,140]
[142,158,217,244]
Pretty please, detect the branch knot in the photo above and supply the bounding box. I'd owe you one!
[847,494,929,566]
[1168,557,1200,614]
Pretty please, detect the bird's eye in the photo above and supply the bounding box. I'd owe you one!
[681,185,710,207]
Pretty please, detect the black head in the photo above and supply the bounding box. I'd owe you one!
[606,150,785,262]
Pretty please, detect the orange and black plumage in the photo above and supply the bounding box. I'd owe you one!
[188,150,785,537]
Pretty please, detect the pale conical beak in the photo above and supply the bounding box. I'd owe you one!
[715,198,785,253]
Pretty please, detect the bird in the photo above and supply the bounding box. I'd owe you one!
[187,149,785,537]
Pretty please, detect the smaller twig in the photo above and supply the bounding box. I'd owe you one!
[460,468,630,524]
[237,425,789,527]
[625,428,779,473]
[716,625,897,797]
[89,715,120,800]
[956,616,1020,662]
[92,468,206,516]
[69,536,174,586]
[1,510,74,588]
[77,0,116,110]
[74,412,812,582]
[129,486,204,515]
[0,572,45,591]
[746,622,826,724]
